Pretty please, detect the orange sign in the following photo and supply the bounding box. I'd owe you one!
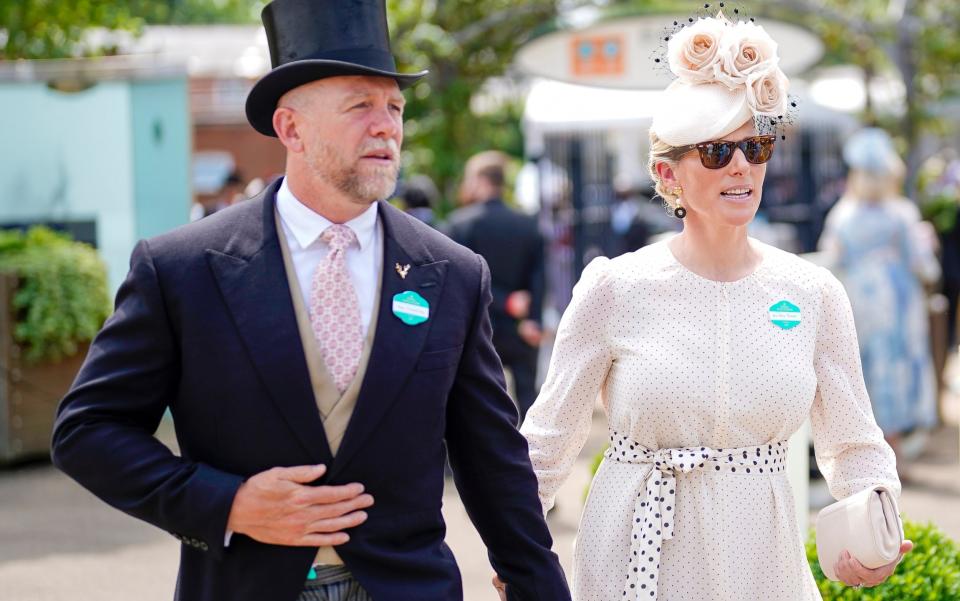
[571,35,625,77]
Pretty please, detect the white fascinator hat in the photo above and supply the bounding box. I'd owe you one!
[651,13,791,147]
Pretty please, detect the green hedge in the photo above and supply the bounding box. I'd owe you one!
[806,519,960,600]
[0,227,111,363]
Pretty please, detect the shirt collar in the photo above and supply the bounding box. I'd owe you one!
[275,176,379,251]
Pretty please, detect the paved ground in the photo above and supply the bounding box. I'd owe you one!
[2,375,957,600]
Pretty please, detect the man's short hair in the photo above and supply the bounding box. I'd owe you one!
[466,150,510,189]
[399,174,439,209]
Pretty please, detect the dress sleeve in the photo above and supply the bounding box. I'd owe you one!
[899,199,941,285]
[520,256,615,513]
[809,268,901,500]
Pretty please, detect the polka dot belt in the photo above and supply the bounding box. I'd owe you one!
[604,433,789,600]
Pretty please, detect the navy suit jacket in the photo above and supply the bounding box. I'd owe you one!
[444,199,546,344]
[52,179,570,601]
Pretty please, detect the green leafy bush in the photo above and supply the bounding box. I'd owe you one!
[0,227,111,363]
[921,193,959,234]
[806,519,960,599]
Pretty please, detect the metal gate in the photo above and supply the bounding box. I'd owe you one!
[536,130,615,314]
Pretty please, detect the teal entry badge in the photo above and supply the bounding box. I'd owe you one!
[392,291,430,326]
[769,300,801,330]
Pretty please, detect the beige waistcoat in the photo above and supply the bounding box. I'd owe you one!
[276,211,381,566]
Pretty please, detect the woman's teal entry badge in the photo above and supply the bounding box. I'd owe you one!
[392,291,430,326]
[769,300,801,330]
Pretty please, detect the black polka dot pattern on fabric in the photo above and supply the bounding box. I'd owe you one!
[521,239,900,601]
[605,433,788,599]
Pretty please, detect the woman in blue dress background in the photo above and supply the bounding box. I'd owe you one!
[819,127,941,475]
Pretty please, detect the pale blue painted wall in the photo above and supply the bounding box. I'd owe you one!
[130,79,191,241]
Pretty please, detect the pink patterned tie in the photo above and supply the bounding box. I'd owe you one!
[309,224,364,393]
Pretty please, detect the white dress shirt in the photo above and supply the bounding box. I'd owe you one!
[275,177,383,335]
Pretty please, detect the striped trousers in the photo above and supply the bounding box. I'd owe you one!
[297,565,373,601]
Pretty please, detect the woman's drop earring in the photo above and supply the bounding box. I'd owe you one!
[672,187,686,219]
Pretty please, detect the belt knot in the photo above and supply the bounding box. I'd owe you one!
[603,432,788,600]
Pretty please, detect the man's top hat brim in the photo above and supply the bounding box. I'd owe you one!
[245,61,427,137]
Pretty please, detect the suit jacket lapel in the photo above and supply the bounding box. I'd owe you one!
[331,202,448,476]
[205,180,334,467]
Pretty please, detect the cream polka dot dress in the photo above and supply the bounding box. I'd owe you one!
[521,238,900,601]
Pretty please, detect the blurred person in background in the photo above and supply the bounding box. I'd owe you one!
[190,170,247,221]
[245,176,267,199]
[819,127,941,478]
[609,174,653,256]
[444,151,545,422]
[396,173,440,226]
[215,170,247,211]
[922,150,960,350]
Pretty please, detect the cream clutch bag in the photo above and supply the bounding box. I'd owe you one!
[815,485,903,581]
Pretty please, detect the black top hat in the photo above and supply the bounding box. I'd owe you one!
[245,0,428,137]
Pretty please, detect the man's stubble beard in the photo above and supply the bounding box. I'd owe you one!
[307,139,400,206]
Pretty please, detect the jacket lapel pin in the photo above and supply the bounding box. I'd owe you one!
[395,263,411,279]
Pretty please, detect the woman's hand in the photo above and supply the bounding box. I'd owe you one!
[834,540,913,588]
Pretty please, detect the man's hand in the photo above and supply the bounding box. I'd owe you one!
[505,290,532,320]
[518,319,542,347]
[226,464,373,547]
[492,574,507,601]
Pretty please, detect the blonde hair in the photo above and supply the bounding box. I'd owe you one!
[845,169,903,203]
[648,130,682,208]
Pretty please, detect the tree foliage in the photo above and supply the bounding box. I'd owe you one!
[767,0,960,196]
[0,1,140,60]
[128,0,263,25]
[0,0,262,60]
[388,0,564,209]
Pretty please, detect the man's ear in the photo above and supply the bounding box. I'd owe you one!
[457,176,475,206]
[273,107,304,153]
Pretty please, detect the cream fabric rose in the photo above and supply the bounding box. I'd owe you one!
[655,15,792,145]
[667,17,727,84]
[745,68,789,117]
[714,21,780,89]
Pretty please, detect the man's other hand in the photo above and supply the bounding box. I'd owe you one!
[518,319,543,347]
